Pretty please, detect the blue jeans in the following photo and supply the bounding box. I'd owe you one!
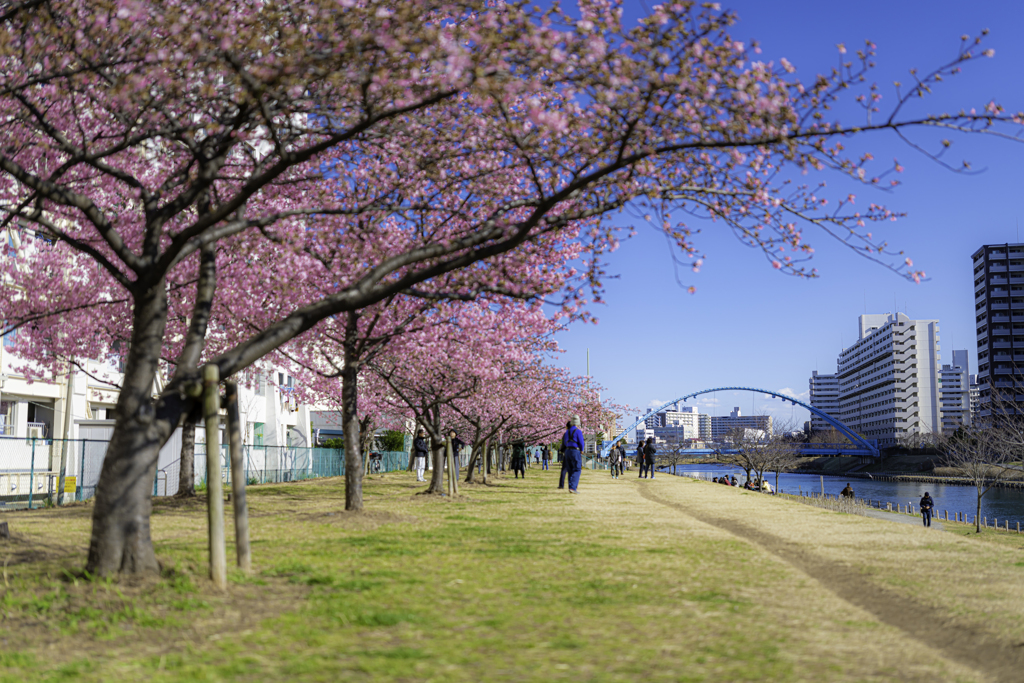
[542,460,549,470]
[564,449,582,491]
[922,508,932,527]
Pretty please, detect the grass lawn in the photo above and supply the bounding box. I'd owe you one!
[0,468,1021,681]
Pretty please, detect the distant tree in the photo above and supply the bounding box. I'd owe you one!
[940,425,1014,533]
[378,431,407,453]
[763,419,803,493]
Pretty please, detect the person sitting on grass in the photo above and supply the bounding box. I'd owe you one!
[841,483,855,499]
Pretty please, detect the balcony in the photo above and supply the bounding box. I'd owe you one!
[994,341,1012,348]
[993,302,1010,310]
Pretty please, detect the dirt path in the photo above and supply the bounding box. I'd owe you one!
[860,506,945,530]
[633,481,1024,683]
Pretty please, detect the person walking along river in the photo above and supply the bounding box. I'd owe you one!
[920,492,935,527]
[561,416,584,494]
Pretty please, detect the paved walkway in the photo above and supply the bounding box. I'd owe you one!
[861,507,945,530]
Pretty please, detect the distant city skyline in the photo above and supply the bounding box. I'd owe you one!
[553,0,1024,435]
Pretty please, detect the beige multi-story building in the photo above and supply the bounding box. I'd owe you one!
[833,312,942,447]
[939,350,972,433]
[709,407,772,441]
[808,371,840,432]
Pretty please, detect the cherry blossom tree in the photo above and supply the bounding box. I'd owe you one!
[0,0,1019,576]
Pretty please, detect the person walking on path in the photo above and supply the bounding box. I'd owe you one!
[413,429,429,482]
[919,492,935,527]
[644,437,657,479]
[558,423,570,488]
[841,483,855,499]
[561,416,585,494]
[541,445,550,471]
[637,442,648,479]
[511,440,527,479]
[609,443,622,479]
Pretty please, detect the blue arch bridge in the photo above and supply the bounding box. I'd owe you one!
[597,387,879,460]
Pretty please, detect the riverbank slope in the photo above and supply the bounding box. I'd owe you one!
[0,471,1022,681]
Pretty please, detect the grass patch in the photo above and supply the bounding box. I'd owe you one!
[0,470,1018,682]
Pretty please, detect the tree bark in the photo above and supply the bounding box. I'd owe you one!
[485,441,491,476]
[342,313,363,511]
[224,380,251,574]
[86,279,175,576]
[426,435,446,494]
[175,411,199,497]
[465,443,480,483]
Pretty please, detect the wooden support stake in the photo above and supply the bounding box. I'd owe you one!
[225,380,251,574]
[204,364,227,591]
[481,439,489,485]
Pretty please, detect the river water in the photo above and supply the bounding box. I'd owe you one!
[667,463,1024,527]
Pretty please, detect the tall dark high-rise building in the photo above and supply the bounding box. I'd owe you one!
[971,243,1024,421]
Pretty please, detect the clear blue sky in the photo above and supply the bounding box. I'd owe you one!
[554,0,1024,437]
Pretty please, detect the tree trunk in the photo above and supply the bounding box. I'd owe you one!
[482,439,489,484]
[175,411,199,497]
[465,444,480,483]
[342,320,363,511]
[86,279,176,576]
[976,489,982,533]
[359,414,375,475]
[426,436,446,494]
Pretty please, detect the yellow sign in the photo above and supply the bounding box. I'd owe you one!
[63,476,76,492]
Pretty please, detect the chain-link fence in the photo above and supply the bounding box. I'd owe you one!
[156,445,411,495]
[0,436,411,508]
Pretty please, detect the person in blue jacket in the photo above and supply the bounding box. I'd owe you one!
[561,415,585,494]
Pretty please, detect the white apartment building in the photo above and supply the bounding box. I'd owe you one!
[939,349,972,433]
[637,404,710,445]
[1,330,314,500]
[808,371,840,432]
[835,313,941,447]
[709,407,772,441]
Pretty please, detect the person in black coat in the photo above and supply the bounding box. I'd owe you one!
[644,438,657,479]
[511,440,527,478]
[413,429,429,482]
[558,422,571,488]
[919,492,935,527]
[449,430,464,477]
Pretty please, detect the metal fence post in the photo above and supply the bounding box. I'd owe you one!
[77,440,86,502]
[27,437,36,510]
